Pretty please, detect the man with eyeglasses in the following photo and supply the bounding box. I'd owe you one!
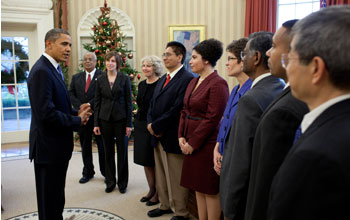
[220,32,284,220]
[243,20,309,220]
[147,41,193,220]
[268,6,350,220]
[69,52,105,184]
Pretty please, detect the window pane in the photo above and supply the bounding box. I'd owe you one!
[296,3,313,19]
[16,61,29,83]
[14,37,29,60]
[2,109,18,131]
[2,85,16,107]
[1,37,13,59]
[279,0,296,4]
[313,2,320,11]
[19,108,31,130]
[278,4,295,27]
[17,84,30,107]
[296,0,313,2]
[1,61,15,83]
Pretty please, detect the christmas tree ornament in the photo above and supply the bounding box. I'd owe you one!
[137,74,141,80]
[117,51,122,55]
[103,21,107,26]
[128,53,133,59]
[106,40,111,46]
[129,74,134,79]
[95,49,99,54]
[105,14,110,19]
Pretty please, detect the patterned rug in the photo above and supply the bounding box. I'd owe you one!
[6,207,124,220]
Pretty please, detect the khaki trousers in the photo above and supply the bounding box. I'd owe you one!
[154,143,189,217]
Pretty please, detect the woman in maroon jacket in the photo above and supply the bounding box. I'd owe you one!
[178,38,229,220]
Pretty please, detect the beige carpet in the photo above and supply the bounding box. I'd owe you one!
[1,151,195,220]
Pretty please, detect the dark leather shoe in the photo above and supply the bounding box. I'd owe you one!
[79,176,93,184]
[105,184,116,193]
[147,208,173,218]
[140,196,151,202]
[170,216,189,220]
[146,200,160,206]
[119,188,127,194]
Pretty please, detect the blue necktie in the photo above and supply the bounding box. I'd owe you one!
[57,65,64,81]
[293,125,302,144]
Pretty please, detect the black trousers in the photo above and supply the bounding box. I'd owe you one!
[100,119,129,189]
[34,161,69,220]
[79,117,105,177]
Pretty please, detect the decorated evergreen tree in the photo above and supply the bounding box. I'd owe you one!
[84,0,139,116]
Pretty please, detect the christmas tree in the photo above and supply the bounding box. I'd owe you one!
[84,0,139,116]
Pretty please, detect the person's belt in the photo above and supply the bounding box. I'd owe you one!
[186,115,204,121]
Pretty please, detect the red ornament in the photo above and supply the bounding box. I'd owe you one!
[122,56,126,61]
[137,74,141,80]
[103,21,107,26]
[94,49,99,54]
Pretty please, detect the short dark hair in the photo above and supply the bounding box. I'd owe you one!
[193,38,223,67]
[292,6,350,90]
[226,38,248,64]
[248,31,273,69]
[104,51,122,71]
[45,28,70,45]
[166,41,187,64]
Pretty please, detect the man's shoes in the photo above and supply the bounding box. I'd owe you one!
[79,176,93,184]
[147,208,173,218]
[140,196,151,202]
[170,216,189,220]
[146,200,160,206]
[105,184,116,193]
[119,188,127,194]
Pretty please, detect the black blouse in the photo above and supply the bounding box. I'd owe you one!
[135,79,159,121]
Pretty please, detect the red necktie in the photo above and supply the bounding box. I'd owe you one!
[163,74,171,88]
[85,74,91,93]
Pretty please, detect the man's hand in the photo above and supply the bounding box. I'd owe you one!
[147,123,155,135]
[126,127,132,138]
[93,126,101,135]
[79,103,91,114]
[213,142,222,175]
[78,106,92,125]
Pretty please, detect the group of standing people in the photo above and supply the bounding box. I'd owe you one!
[27,5,350,220]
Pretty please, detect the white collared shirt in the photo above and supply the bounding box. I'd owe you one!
[251,73,271,88]
[284,82,290,90]
[43,52,60,75]
[301,94,350,133]
[85,68,96,81]
[165,64,184,80]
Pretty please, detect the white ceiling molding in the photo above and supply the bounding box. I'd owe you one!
[1,0,53,10]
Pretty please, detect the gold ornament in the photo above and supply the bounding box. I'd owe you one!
[106,48,110,53]
[105,14,110,19]
[106,40,111,46]
[129,74,134,79]
[128,53,133,59]
[117,52,122,55]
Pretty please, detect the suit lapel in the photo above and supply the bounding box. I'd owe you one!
[261,86,290,118]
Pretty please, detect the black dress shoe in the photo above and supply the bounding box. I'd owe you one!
[105,184,116,193]
[140,196,151,202]
[119,188,127,194]
[147,208,173,218]
[79,176,93,184]
[146,200,160,206]
[170,216,189,220]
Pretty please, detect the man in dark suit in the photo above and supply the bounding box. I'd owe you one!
[27,28,91,220]
[244,20,309,220]
[69,52,105,184]
[220,32,284,220]
[147,41,193,220]
[268,6,350,220]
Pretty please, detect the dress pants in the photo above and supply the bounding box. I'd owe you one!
[154,143,189,217]
[79,117,105,177]
[100,119,129,189]
[34,161,69,220]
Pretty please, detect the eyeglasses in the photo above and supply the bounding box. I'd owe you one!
[162,52,175,58]
[227,56,238,62]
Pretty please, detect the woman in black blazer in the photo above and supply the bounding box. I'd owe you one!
[93,51,132,193]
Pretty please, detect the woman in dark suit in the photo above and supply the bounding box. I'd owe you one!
[178,39,229,220]
[134,55,163,206]
[93,51,132,193]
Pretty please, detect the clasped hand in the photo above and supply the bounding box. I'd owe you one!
[78,103,92,125]
[179,137,193,155]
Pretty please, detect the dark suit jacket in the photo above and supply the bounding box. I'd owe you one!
[69,69,103,111]
[94,71,132,127]
[244,87,309,220]
[27,55,81,164]
[147,66,193,154]
[268,99,350,220]
[220,75,284,220]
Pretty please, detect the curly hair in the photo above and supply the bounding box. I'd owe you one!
[193,38,223,67]
[226,38,248,64]
[141,55,164,77]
